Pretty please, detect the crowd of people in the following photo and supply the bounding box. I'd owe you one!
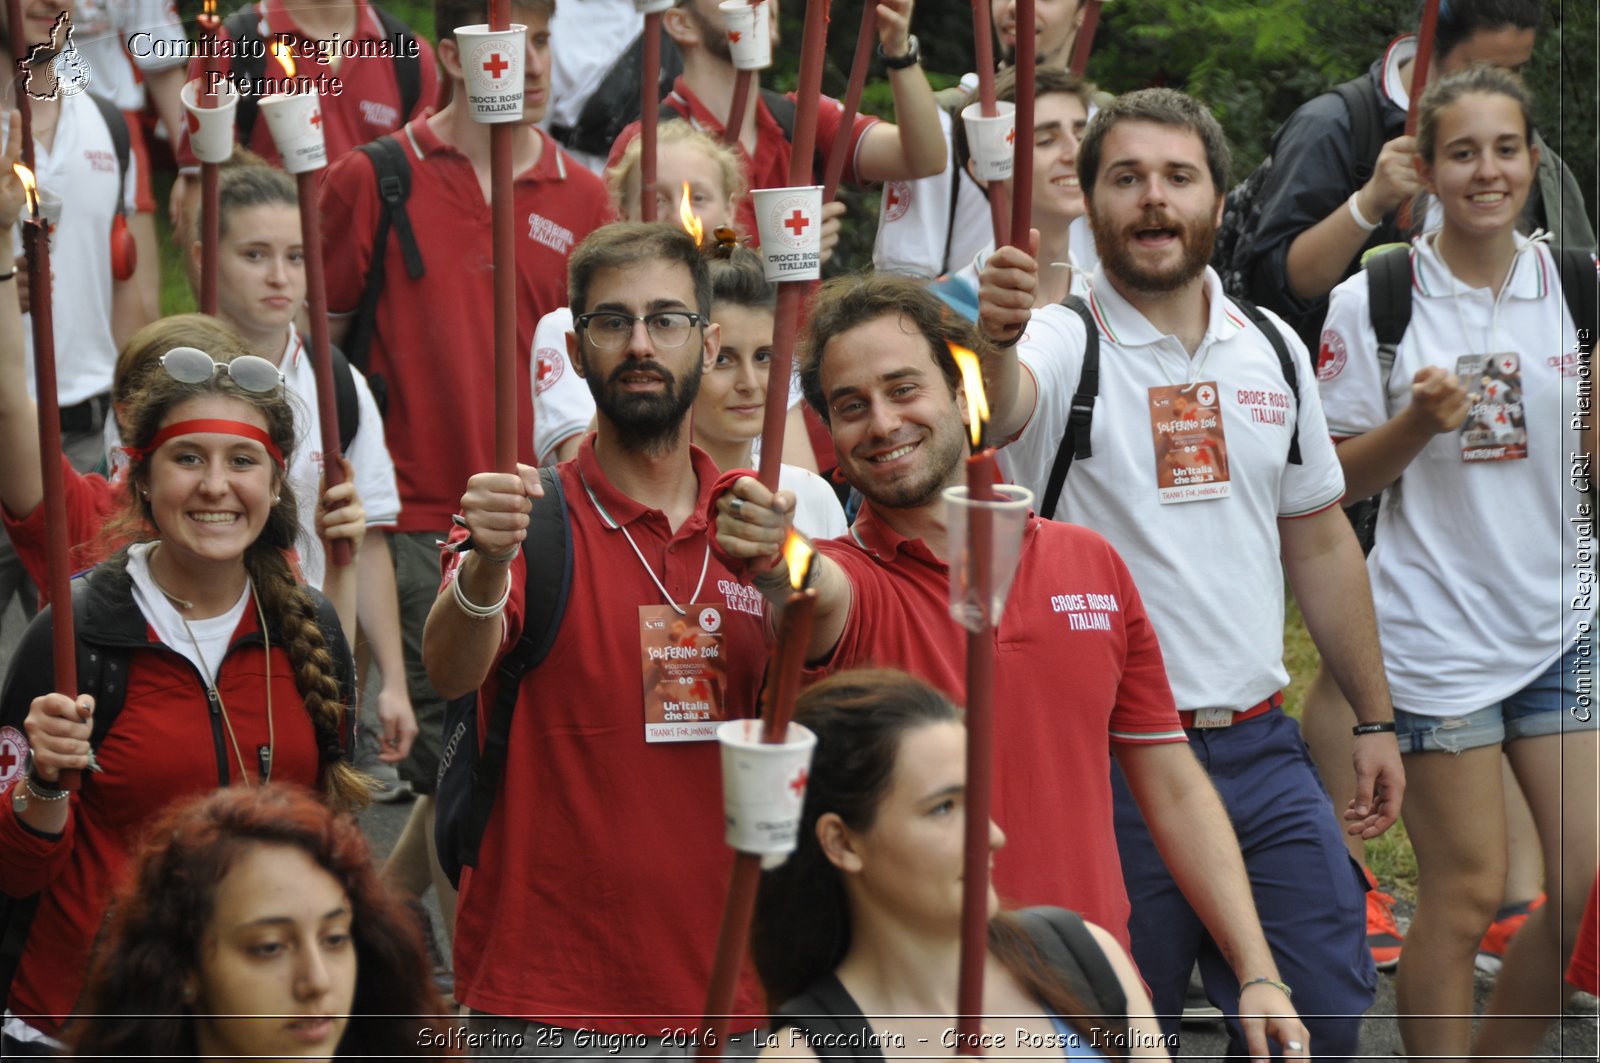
[0,0,1594,1059]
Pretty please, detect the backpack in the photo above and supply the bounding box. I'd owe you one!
[1213,78,1388,302]
[342,135,426,417]
[223,4,422,148]
[434,468,573,889]
[0,571,354,998]
[776,907,1130,1058]
[1039,297,1303,521]
[551,22,683,158]
[84,92,136,281]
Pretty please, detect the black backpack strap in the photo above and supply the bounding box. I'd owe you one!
[224,7,270,146]
[1230,299,1303,465]
[344,135,421,408]
[1041,297,1099,520]
[1366,246,1413,416]
[1332,77,1386,185]
[758,89,828,179]
[1016,907,1130,1038]
[371,6,421,122]
[776,974,884,1063]
[941,162,963,277]
[1556,246,1599,346]
[461,468,572,870]
[328,344,361,454]
[86,94,130,217]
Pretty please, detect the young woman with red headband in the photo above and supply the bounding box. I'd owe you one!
[0,329,370,1053]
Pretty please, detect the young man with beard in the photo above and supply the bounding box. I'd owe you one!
[976,89,1403,1059]
[423,222,772,1050]
[711,273,1309,1062]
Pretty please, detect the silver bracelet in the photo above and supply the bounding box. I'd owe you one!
[1347,192,1380,233]
[450,569,511,619]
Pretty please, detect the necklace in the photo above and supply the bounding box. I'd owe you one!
[578,472,711,615]
[148,546,275,785]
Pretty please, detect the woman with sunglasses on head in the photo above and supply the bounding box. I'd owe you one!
[1316,65,1597,1060]
[753,669,1166,1062]
[64,783,452,1059]
[0,324,371,1054]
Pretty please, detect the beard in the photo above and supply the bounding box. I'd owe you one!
[690,4,734,64]
[1092,204,1218,293]
[586,355,703,457]
[842,422,966,512]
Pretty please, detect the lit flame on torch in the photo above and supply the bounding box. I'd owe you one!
[271,39,296,78]
[203,0,215,17]
[14,165,38,220]
[678,182,703,247]
[949,343,989,449]
[782,530,815,592]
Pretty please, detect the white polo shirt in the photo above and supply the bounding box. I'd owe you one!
[873,105,992,280]
[1318,234,1592,715]
[1004,268,1346,713]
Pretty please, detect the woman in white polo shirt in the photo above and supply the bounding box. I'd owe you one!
[1317,65,1597,1060]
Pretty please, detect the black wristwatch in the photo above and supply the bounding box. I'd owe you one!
[878,34,921,70]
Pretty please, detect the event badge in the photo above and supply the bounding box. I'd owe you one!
[639,604,729,743]
[1457,354,1528,462]
[1148,382,1231,503]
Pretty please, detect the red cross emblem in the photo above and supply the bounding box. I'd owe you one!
[788,767,808,797]
[308,107,322,130]
[1005,127,1015,144]
[1498,355,1517,374]
[784,209,810,236]
[728,31,742,43]
[0,740,17,775]
[482,51,510,79]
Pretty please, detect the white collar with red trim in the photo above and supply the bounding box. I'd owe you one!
[1082,267,1247,351]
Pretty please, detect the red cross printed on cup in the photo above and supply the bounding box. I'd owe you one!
[308,107,322,130]
[482,51,510,79]
[784,209,810,237]
[788,766,808,798]
[1005,126,1015,145]
[729,30,742,43]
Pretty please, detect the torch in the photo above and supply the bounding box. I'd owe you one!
[720,0,772,148]
[1395,0,1440,231]
[971,1,1009,243]
[1009,0,1035,250]
[1068,0,1104,78]
[14,164,80,783]
[638,1,674,220]
[700,533,819,1058]
[488,0,521,472]
[198,0,222,314]
[819,5,878,204]
[946,344,1033,1050]
[258,42,352,566]
[679,182,706,248]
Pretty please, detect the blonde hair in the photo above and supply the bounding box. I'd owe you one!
[605,120,747,218]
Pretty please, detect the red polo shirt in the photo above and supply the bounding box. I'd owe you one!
[815,503,1187,947]
[176,0,439,170]
[608,76,879,240]
[447,438,769,1028]
[319,118,611,531]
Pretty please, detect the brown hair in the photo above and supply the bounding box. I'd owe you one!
[568,220,713,318]
[1416,63,1535,164]
[1078,87,1231,201]
[114,327,369,811]
[953,66,1096,174]
[798,273,987,423]
[68,785,449,1058]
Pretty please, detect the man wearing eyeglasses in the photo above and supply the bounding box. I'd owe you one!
[423,222,772,1053]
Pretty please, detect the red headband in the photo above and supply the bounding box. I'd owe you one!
[127,418,285,467]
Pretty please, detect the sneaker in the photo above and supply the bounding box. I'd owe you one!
[1181,965,1223,1026]
[1363,866,1404,972]
[1476,894,1545,975]
[371,777,414,804]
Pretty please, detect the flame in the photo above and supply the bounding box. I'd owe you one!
[203,0,215,16]
[271,39,296,78]
[13,164,38,218]
[949,343,989,449]
[678,182,703,247]
[782,531,815,592]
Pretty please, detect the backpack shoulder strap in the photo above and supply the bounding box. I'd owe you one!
[1332,76,1386,185]
[1556,246,1599,346]
[224,7,269,146]
[371,6,422,122]
[1230,299,1304,465]
[1017,908,1129,1027]
[86,94,130,216]
[777,975,884,1063]
[345,135,421,385]
[1041,296,1099,520]
[758,89,827,178]
[328,344,361,454]
[1366,245,1413,412]
[465,467,572,854]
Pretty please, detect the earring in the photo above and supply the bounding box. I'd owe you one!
[272,494,281,504]
[140,489,150,500]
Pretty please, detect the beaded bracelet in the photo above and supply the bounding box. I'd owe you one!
[1240,976,1293,999]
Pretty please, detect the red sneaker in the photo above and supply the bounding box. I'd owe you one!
[1476,893,1545,975]
[1364,865,1404,971]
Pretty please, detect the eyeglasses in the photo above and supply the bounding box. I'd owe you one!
[159,347,284,394]
[574,311,705,352]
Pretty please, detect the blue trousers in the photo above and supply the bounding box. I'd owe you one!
[1112,709,1376,1060]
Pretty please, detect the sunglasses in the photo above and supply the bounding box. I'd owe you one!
[159,347,285,394]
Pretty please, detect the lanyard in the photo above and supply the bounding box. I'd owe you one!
[580,472,710,616]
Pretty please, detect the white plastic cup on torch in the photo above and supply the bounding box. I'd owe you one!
[180,78,241,164]
[751,185,824,282]
[634,0,674,12]
[943,484,1035,633]
[719,0,773,71]
[717,719,817,867]
[961,100,1017,182]
[455,23,527,124]
[258,91,327,174]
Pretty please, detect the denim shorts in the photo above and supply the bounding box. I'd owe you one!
[1394,640,1600,754]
